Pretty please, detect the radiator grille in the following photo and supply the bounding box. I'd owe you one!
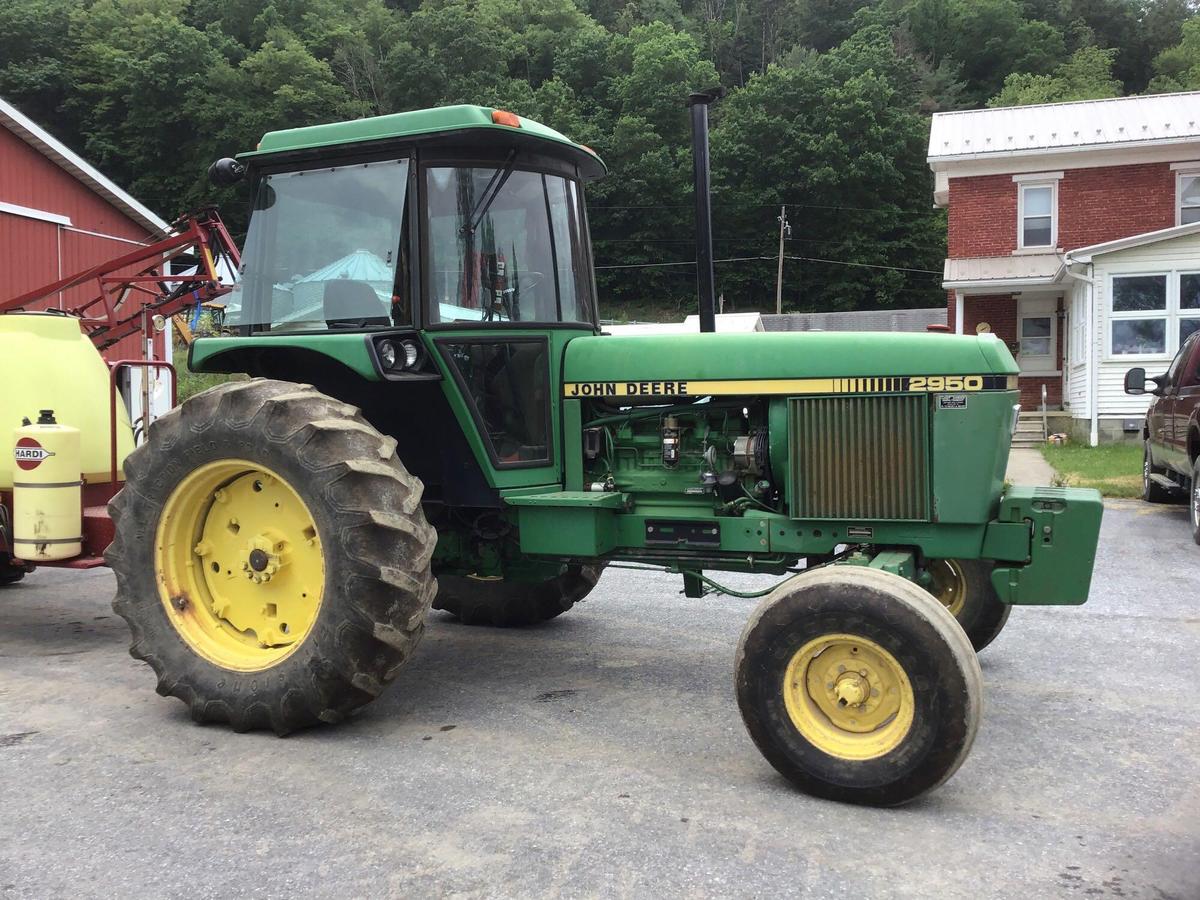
[788,394,929,521]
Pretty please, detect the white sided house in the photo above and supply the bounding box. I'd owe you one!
[1062,224,1200,444]
[929,91,1200,444]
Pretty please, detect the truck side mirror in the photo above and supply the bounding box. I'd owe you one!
[1123,367,1147,394]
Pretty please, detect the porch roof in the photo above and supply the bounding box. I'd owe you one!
[943,253,1063,291]
[1064,220,1200,263]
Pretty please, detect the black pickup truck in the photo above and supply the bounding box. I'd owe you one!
[1125,331,1200,542]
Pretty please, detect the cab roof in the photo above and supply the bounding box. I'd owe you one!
[239,104,607,179]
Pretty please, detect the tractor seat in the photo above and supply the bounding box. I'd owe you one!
[323,279,390,328]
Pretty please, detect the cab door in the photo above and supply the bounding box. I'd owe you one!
[418,152,599,491]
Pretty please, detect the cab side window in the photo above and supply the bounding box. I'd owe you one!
[1180,335,1200,388]
[1164,336,1193,389]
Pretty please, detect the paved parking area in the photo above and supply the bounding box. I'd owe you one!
[1,499,1198,899]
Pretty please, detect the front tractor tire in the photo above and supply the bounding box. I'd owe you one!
[107,379,437,734]
[926,558,1011,653]
[735,566,982,806]
[434,565,602,627]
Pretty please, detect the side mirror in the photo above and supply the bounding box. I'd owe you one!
[1123,367,1147,394]
[208,157,245,187]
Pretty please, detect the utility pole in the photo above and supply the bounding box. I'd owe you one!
[775,205,790,315]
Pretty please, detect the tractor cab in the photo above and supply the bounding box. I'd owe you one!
[217,105,604,337]
[196,106,608,497]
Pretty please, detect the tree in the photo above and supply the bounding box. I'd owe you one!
[1150,16,1200,92]
[989,45,1122,106]
[710,26,945,312]
[0,0,81,136]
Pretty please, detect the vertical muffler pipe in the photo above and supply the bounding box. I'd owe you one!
[688,89,721,333]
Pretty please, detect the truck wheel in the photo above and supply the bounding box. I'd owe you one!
[434,565,602,627]
[1144,441,1174,503]
[735,566,982,806]
[1190,457,1200,546]
[926,558,1011,653]
[107,379,437,734]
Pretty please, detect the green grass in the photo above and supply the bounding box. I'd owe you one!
[1040,442,1143,498]
[175,338,246,402]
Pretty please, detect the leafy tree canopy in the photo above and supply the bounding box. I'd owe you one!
[0,0,1195,318]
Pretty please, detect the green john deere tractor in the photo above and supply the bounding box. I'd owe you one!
[108,104,1103,806]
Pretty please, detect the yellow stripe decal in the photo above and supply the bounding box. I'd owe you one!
[563,375,1014,398]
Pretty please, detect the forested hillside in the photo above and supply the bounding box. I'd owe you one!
[2,0,1197,318]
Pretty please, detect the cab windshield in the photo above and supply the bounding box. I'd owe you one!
[425,166,593,325]
[226,158,410,332]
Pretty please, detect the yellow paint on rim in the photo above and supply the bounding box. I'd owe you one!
[782,633,915,761]
[154,459,325,672]
[927,559,968,617]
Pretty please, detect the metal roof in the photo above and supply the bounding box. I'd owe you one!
[295,249,394,284]
[0,95,168,233]
[943,253,1062,289]
[928,92,1200,163]
[762,308,946,333]
[1065,220,1200,263]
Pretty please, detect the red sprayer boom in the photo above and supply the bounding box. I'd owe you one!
[0,207,241,350]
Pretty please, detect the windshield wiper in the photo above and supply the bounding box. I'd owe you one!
[461,150,517,236]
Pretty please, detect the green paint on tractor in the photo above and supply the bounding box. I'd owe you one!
[111,104,1104,805]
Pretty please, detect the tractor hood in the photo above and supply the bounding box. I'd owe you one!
[562,331,1018,398]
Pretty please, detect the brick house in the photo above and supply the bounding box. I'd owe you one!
[928,92,1200,444]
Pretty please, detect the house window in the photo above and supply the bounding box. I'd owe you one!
[1018,183,1056,249]
[1181,273,1200,343]
[1020,316,1052,356]
[1179,173,1200,225]
[1108,272,1200,357]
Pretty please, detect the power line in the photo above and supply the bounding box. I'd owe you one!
[783,255,941,275]
[589,201,920,213]
[595,255,768,271]
[595,255,942,276]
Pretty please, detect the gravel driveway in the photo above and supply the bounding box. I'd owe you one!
[1,499,1197,899]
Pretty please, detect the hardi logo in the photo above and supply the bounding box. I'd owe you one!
[14,437,55,470]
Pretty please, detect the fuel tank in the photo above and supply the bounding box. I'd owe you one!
[0,313,135,490]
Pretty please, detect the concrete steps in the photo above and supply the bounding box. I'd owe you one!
[1012,412,1047,448]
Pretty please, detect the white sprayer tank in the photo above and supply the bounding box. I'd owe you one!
[12,411,82,560]
[0,312,135,493]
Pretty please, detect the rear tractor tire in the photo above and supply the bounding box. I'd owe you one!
[925,558,1011,653]
[107,379,437,734]
[434,565,602,627]
[735,566,982,806]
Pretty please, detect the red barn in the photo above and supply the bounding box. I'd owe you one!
[0,95,170,369]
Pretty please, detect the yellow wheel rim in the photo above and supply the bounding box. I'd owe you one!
[782,633,915,761]
[927,559,967,617]
[154,460,325,672]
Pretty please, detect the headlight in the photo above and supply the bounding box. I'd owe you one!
[400,340,419,368]
[379,340,397,369]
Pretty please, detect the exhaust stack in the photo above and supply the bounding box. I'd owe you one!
[688,90,721,334]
